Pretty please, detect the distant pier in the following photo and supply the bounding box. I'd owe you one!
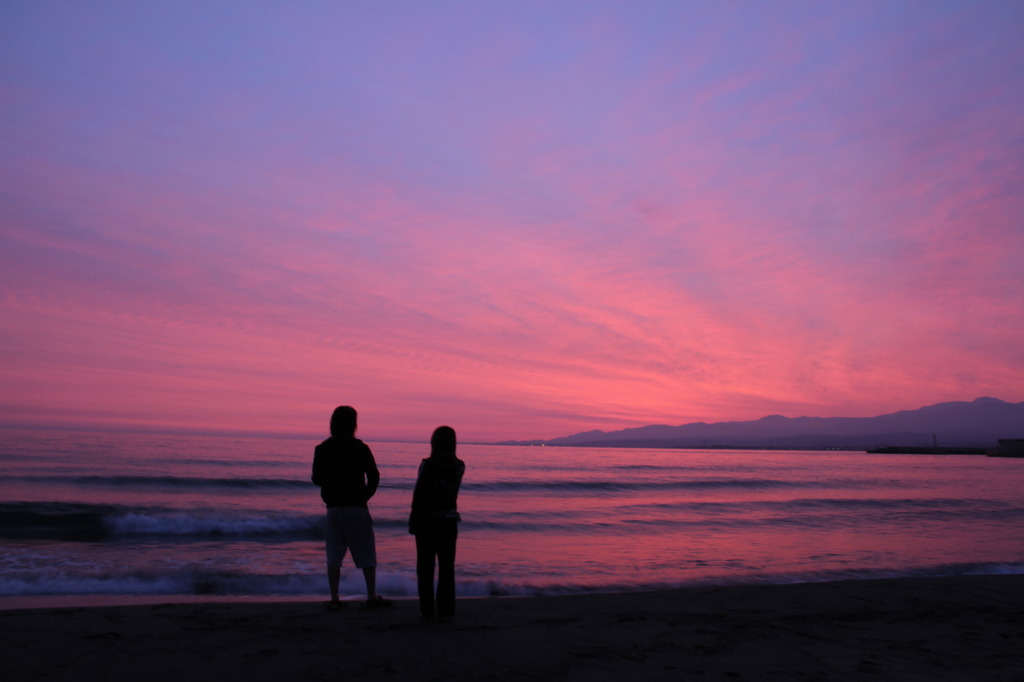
[987,439,1024,458]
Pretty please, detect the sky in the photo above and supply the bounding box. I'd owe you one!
[1,1,1023,442]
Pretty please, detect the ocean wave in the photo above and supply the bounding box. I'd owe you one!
[464,478,813,493]
[0,501,119,541]
[8,497,1021,544]
[107,511,322,538]
[12,474,313,490]
[0,502,323,541]
[0,570,324,598]
[2,560,1022,600]
[4,473,844,494]
[617,496,1021,514]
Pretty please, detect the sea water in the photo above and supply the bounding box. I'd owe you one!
[1,429,1023,606]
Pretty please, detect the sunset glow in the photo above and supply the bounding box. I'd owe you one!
[2,2,1022,441]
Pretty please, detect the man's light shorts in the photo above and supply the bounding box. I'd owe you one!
[325,506,377,568]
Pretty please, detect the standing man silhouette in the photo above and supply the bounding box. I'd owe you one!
[312,406,391,610]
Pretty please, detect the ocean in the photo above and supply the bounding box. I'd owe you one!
[2,429,1023,608]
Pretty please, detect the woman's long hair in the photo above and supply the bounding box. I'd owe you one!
[430,425,457,458]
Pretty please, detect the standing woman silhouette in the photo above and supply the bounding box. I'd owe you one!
[409,426,465,621]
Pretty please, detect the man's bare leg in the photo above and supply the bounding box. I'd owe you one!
[328,565,341,602]
[362,566,376,600]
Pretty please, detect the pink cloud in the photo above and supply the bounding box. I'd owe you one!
[2,2,1022,441]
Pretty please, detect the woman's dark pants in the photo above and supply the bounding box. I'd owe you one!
[415,520,458,618]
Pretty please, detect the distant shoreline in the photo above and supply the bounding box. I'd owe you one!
[497,442,1000,453]
[866,446,988,455]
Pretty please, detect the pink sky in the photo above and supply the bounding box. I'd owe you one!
[2,2,1023,442]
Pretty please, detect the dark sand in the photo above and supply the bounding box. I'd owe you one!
[3,575,1023,681]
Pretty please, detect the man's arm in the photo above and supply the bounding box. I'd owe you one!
[311,446,324,487]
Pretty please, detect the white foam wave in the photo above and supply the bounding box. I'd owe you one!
[8,561,1023,600]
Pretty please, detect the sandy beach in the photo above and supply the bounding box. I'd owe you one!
[3,575,1023,681]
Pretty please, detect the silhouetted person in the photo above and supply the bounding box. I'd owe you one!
[409,425,465,621]
[312,406,391,609]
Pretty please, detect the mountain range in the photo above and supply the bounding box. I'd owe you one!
[501,397,1024,449]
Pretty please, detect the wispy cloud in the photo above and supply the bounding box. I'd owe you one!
[2,1,1022,440]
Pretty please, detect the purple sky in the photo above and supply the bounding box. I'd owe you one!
[2,1,1023,441]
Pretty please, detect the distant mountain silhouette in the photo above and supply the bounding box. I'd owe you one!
[503,398,1024,449]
